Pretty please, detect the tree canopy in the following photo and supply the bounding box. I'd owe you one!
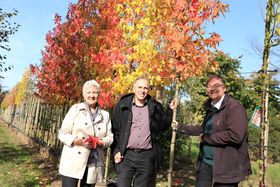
[31,0,228,108]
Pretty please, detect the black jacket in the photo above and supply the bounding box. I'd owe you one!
[111,93,173,169]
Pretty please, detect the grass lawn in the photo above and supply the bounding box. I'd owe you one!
[267,163,280,186]
[0,124,45,187]
[239,161,280,187]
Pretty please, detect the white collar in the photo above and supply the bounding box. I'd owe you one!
[212,94,225,110]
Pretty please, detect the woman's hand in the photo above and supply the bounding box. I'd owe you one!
[72,138,93,149]
[98,139,105,147]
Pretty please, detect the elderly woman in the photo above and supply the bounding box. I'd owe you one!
[58,80,113,187]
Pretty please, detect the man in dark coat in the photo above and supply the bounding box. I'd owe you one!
[111,76,177,187]
[173,74,251,187]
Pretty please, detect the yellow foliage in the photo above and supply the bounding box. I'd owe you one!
[14,68,34,105]
[105,0,226,98]
[1,86,17,108]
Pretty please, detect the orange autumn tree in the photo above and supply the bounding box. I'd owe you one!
[31,0,124,108]
[32,0,227,108]
[1,85,17,109]
[100,0,228,185]
[1,68,33,108]
[153,1,228,185]
[102,0,166,95]
[155,0,228,80]
[102,0,228,96]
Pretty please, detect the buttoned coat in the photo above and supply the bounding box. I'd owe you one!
[58,103,113,184]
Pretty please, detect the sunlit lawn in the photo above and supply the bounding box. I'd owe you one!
[0,124,44,187]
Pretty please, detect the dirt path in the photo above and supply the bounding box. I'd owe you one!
[0,119,61,187]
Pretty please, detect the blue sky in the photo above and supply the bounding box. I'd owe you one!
[1,0,278,90]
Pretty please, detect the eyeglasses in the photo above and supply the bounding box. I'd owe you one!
[206,84,224,89]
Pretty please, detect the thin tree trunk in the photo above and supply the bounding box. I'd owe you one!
[168,78,180,187]
[259,1,273,186]
[103,147,111,183]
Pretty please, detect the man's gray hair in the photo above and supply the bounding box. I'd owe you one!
[133,76,150,88]
[83,80,100,94]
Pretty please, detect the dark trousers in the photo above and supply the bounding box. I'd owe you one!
[61,167,94,187]
[116,149,155,187]
[196,162,239,187]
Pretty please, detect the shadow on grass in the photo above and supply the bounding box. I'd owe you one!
[0,141,60,185]
[0,143,32,163]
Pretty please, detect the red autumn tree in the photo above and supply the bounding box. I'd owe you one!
[32,0,228,108]
[31,0,124,108]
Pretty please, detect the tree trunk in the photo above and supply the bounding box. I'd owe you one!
[259,0,273,186]
[168,78,180,187]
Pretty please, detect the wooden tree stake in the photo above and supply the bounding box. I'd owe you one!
[168,77,180,187]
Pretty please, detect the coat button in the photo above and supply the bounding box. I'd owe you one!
[78,151,81,154]
[85,122,88,125]
[98,127,101,130]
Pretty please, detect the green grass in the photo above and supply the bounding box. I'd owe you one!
[0,124,44,187]
[240,161,280,187]
[251,161,280,186]
[266,163,280,186]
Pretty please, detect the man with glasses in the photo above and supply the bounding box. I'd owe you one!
[172,74,251,187]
